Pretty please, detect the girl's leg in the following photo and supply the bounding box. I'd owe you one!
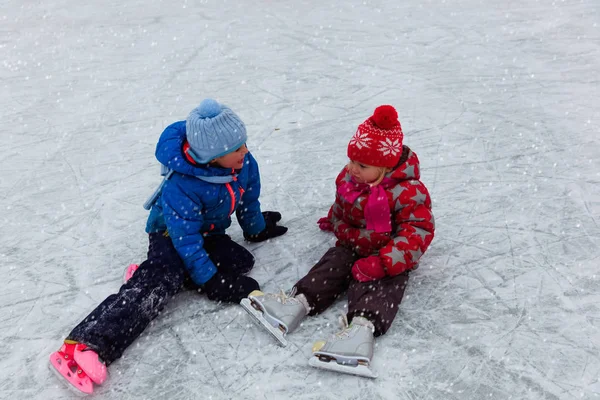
[294,246,358,315]
[240,247,354,345]
[66,232,186,365]
[346,271,410,337]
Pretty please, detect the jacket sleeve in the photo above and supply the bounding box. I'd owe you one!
[236,152,266,235]
[319,166,348,226]
[161,178,217,285]
[378,180,435,275]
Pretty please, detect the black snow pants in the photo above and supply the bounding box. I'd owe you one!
[66,232,255,364]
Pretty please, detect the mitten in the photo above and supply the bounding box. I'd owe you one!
[351,256,387,282]
[202,272,260,303]
[317,217,333,231]
[244,211,288,242]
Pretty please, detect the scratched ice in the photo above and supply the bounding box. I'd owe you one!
[1,0,599,399]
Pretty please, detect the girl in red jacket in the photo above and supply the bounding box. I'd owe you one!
[242,105,435,378]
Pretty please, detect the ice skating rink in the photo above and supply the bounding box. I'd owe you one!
[1,0,599,399]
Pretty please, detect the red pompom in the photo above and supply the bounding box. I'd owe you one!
[371,105,398,129]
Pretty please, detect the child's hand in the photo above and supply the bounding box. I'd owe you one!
[262,211,282,227]
[244,211,288,242]
[203,272,259,303]
[317,217,333,231]
[352,256,387,282]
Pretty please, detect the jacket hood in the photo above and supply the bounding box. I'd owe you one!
[386,146,421,181]
[155,121,239,180]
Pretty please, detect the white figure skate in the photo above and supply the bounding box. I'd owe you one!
[308,315,377,378]
[240,290,305,347]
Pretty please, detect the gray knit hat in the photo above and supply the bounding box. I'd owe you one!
[185,98,247,163]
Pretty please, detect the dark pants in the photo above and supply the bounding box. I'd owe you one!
[67,232,254,365]
[294,246,409,337]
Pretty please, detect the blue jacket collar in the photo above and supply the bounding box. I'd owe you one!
[155,121,239,183]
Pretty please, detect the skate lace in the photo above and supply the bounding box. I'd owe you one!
[270,289,296,304]
[333,314,353,339]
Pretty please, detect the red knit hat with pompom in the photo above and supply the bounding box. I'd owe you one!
[347,105,404,168]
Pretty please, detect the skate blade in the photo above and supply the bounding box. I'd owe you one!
[308,355,378,379]
[48,354,94,396]
[240,298,288,347]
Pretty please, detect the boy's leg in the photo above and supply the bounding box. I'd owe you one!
[182,234,255,291]
[203,234,255,275]
[346,271,410,337]
[66,233,186,365]
[294,246,358,315]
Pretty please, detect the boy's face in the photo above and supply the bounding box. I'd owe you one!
[213,144,248,169]
[347,160,383,184]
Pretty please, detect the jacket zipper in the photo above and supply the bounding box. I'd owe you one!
[225,183,236,217]
[226,168,246,217]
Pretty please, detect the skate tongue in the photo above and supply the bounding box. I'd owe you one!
[333,314,351,338]
[338,314,349,330]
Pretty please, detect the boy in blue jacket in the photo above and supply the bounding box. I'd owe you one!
[49,99,287,395]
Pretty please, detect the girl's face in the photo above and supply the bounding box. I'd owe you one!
[347,160,385,184]
[213,144,248,169]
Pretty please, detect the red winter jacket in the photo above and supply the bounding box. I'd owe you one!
[322,146,435,276]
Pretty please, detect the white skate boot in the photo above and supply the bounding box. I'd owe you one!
[241,290,306,347]
[308,315,377,378]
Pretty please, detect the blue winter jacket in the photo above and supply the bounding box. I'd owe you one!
[145,121,266,285]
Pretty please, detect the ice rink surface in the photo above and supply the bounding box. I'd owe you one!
[1,0,599,399]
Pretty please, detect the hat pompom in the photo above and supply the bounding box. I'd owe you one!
[371,105,398,129]
[198,98,221,118]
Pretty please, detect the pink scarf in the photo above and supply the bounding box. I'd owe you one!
[337,177,393,233]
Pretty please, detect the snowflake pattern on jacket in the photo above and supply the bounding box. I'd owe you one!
[323,146,435,276]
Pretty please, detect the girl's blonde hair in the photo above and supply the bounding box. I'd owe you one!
[346,161,391,186]
[370,167,390,186]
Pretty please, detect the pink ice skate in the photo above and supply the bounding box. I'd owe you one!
[123,263,139,283]
[49,342,107,395]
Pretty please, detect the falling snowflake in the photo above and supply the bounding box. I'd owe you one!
[349,129,372,149]
[378,138,402,156]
